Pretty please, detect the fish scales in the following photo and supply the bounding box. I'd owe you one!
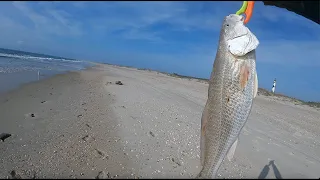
[198,14,259,178]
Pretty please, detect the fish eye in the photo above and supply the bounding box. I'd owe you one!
[226,24,229,27]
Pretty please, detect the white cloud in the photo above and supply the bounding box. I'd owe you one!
[11,1,83,37]
[0,2,232,44]
[257,40,320,67]
[0,1,318,68]
[84,1,225,41]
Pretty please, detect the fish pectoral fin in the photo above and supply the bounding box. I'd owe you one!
[254,71,258,98]
[227,138,239,161]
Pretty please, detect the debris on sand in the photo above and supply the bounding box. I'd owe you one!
[171,157,182,166]
[106,82,113,85]
[149,131,155,137]
[96,171,110,179]
[0,133,11,142]
[10,170,21,179]
[115,81,123,85]
[82,135,95,142]
[85,123,92,128]
[30,113,35,118]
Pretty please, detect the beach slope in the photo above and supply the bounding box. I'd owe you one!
[0,64,319,179]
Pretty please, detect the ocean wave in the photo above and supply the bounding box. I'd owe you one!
[0,53,82,63]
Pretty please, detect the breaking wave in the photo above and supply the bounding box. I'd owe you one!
[0,53,82,63]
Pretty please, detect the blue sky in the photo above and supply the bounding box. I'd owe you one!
[0,1,319,101]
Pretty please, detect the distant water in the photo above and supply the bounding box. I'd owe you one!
[0,48,92,93]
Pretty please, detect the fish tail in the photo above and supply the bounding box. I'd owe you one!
[196,164,219,179]
[195,171,206,179]
[201,156,224,178]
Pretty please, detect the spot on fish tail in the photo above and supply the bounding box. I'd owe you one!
[239,64,250,90]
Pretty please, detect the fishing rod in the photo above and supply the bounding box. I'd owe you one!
[263,1,319,24]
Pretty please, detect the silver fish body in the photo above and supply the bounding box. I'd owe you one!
[197,14,259,178]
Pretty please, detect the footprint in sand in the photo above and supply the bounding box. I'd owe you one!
[82,135,95,142]
[94,149,108,159]
[105,82,113,85]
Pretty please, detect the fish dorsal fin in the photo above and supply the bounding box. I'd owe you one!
[227,138,238,161]
[254,71,258,98]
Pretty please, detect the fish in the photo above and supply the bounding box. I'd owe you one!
[197,14,259,178]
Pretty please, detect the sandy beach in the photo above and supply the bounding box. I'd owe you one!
[0,64,320,179]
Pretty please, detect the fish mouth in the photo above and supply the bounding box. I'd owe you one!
[226,14,245,23]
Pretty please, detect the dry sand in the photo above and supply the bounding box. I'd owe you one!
[0,64,320,179]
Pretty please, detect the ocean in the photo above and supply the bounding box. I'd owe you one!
[0,48,92,93]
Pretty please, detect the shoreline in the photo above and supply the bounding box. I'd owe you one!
[0,61,95,97]
[3,60,317,109]
[0,64,320,178]
[0,65,124,178]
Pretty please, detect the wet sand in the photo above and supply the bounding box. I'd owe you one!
[0,64,319,179]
